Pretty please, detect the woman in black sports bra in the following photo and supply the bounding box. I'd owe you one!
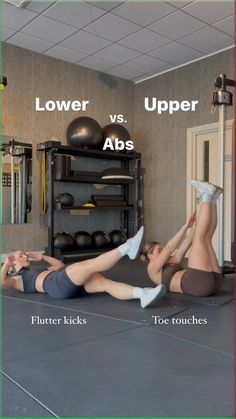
[140,180,224,297]
[1,227,166,309]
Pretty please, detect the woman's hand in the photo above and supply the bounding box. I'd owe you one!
[5,254,15,267]
[186,211,196,229]
[26,252,44,261]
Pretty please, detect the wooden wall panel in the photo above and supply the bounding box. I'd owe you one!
[2,43,135,252]
[2,43,234,252]
[134,49,234,243]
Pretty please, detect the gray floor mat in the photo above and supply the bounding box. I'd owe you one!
[2,374,56,417]
[2,291,188,324]
[148,303,234,355]
[3,327,233,417]
[3,297,139,363]
[166,289,234,306]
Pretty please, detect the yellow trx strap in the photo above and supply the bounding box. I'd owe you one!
[41,150,47,214]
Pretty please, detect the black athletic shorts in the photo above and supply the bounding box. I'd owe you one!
[43,269,87,299]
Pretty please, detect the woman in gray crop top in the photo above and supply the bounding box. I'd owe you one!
[1,227,166,308]
[140,180,224,297]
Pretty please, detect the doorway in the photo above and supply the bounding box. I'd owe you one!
[186,120,233,262]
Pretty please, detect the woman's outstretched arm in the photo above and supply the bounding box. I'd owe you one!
[27,252,65,271]
[148,212,196,275]
[169,230,194,264]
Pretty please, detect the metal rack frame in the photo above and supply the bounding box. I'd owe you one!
[37,141,144,260]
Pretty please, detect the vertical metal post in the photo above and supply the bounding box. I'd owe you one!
[47,150,55,256]
[10,154,15,224]
[18,157,22,223]
[22,155,27,223]
[218,104,226,267]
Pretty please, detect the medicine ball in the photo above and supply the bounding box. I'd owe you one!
[74,231,92,249]
[67,116,103,149]
[55,193,74,206]
[54,232,74,249]
[92,231,111,248]
[110,230,126,246]
[102,123,131,151]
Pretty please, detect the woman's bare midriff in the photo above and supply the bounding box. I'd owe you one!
[169,269,187,293]
[35,270,52,293]
[149,267,187,293]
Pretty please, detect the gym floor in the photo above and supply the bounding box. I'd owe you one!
[2,258,234,418]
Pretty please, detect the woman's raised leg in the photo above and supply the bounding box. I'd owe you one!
[84,272,166,308]
[205,203,221,273]
[188,202,213,271]
[188,180,223,272]
[65,227,144,285]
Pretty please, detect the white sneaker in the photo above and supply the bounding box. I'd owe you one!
[140,284,166,308]
[191,180,216,196]
[211,184,224,200]
[127,226,144,260]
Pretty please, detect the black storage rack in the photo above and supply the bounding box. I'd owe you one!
[37,141,144,261]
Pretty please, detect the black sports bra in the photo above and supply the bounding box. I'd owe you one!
[17,267,47,293]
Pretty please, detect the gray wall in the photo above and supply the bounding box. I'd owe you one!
[2,43,135,252]
[134,48,234,243]
[2,43,234,252]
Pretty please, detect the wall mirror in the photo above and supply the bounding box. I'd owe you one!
[1,136,32,224]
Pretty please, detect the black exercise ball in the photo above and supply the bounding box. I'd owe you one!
[74,231,92,250]
[67,116,103,149]
[54,232,74,249]
[92,231,111,248]
[55,193,74,206]
[102,123,131,151]
[110,230,126,246]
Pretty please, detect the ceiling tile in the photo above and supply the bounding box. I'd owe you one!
[84,12,141,42]
[6,31,54,53]
[212,16,234,37]
[118,28,171,53]
[21,15,77,43]
[183,0,234,24]
[172,51,204,65]
[134,64,173,81]
[165,1,194,8]
[43,2,106,29]
[2,26,16,41]
[61,30,111,54]
[106,65,144,80]
[89,1,124,11]
[93,43,141,64]
[202,41,235,55]
[148,41,199,62]
[123,54,168,72]
[111,1,176,26]
[148,9,206,39]
[25,1,54,13]
[45,45,87,63]
[76,56,117,71]
[179,26,233,52]
[3,2,37,30]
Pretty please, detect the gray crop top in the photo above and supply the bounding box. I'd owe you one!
[17,267,47,293]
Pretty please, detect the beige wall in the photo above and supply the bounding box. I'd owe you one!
[134,48,234,243]
[2,43,234,251]
[2,43,135,252]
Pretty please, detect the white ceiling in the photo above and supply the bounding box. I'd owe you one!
[2,0,235,83]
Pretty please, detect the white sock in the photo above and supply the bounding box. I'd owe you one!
[132,287,145,299]
[118,241,129,256]
[133,285,166,308]
[201,192,214,203]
